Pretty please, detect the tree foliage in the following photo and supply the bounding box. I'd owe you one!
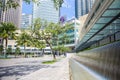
[16,30,32,57]
[16,30,31,47]
[30,18,64,59]
[23,0,64,10]
[15,47,21,57]
[0,0,64,11]
[0,22,17,57]
[53,45,70,54]
[6,47,12,54]
[0,23,18,44]
[30,18,73,59]
[52,0,64,10]
[0,0,19,12]
[0,45,3,54]
[16,25,46,57]
[0,22,17,40]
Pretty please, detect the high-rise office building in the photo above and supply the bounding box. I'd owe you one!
[0,0,22,28]
[88,0,95,11]
[21,13,32,29]
[53,18,80,51]
[33,0,59,23]
[75,0,95,18]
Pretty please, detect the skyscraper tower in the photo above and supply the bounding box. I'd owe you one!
[75,0,95,19]
[21,13,32,29]
[33,0,59,23]
[0,0,22,28]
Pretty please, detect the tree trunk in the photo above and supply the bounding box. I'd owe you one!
[5,38,8,49]
[45,40,56,60]
[1,38,5,55]
[1,1,6,58]
[4,38,8,58]
[24,44,26,57]
[50,44,56,59]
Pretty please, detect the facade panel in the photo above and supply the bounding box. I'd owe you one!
[21,13,32,29]
[33,0,59,23]
[0,0,22,28]
[75,0,95,18]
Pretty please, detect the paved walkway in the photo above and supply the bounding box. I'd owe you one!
[19,57,70,80]
[0,54,72,80]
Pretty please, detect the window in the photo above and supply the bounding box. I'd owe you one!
[8,45,12,48]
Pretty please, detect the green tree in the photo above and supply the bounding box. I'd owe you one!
[53,23,73,54]
[23,0,64,10]
[52,0,64,9]
[52,0,64,17]
[31,18,73,59]
[53,45,70,56]
[16,30,31,57]
[0,0,64,11]
[0,45,3,54]
[59,23,74,45]
[15,47,20,58]
[60,34,69,45]
[31,18,62,59]
[30,38,46,56]
[0,0,19,22]
[0,0,63,22]
[44,23,63,59]
[30,18,46,55]
[0,0,19,11]
[59,45,70,54]
[0,22,17,57]
[6,47,12,55]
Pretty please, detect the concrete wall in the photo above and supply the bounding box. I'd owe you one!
[69,59,105,80]
[70,41,120,80]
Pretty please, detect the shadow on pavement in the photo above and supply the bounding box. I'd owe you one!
[15,61,42,64]
[0,64,49,78]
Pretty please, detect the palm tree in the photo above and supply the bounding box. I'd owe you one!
[6,47,12,55]
[15,47,20,58]
[0,0,64,12]
[52,0,64,18]
[23,0,64,10]
[0,22,17,57]
[0,0,19,22]
[0,45,3,54]
[16,30,31,57]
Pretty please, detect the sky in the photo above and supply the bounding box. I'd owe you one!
[22,2,33,14]
[60,0,75,20]
[22,0,75,20]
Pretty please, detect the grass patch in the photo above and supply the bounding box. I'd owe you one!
[0,57,11,59]
[42,60,57,64]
